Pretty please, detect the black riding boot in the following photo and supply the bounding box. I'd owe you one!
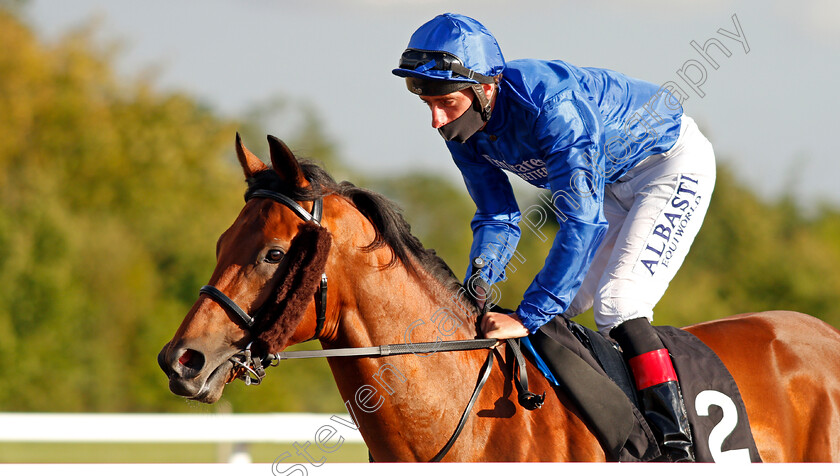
[611,318,695,462]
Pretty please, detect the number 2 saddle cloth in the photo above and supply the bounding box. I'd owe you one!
[520,317,762,462]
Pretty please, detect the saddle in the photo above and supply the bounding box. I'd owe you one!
[519,317,762,462]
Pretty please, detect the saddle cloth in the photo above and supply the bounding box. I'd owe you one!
[520,318,762,462]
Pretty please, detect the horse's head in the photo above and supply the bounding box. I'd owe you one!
[158,134,338,403]
[159,133,475,404]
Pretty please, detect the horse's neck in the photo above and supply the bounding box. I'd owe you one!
[325,254,605,461]
[355,262,473,344]
[325,258,486,448]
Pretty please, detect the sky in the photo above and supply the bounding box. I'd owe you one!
[21,0,840,207]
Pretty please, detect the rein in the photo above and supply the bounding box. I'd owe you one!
[273,338,498,360]
[199,187,541,462]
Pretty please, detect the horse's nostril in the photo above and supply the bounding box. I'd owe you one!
[178,349,205,372]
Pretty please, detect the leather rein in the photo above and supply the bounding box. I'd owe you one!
[198,187,542,462]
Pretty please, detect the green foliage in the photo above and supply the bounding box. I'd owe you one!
[0,10,346,413]
[660,166,840,328]
[1,8,839,416]
[0,9,239,411]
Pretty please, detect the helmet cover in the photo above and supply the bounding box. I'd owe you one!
[392,13,505,86]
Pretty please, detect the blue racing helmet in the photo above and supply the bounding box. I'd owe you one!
[393,13,505,96]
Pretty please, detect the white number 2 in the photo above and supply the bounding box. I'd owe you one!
[694,390,751,463]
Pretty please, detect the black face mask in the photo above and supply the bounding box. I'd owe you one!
[438,94,487,143]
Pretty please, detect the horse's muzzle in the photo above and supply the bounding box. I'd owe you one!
[158,342,229,402]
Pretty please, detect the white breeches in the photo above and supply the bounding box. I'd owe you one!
[562,115,716,332]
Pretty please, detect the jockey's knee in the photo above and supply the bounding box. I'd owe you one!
[561,288,595,320]
[593,282,654,332]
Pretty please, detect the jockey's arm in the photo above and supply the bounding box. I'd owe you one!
[448,143,522,289]
[515,96,609,334]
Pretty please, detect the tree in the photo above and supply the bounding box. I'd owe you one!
[0,9,345,412]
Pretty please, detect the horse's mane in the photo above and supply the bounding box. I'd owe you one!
[246,161,471,301]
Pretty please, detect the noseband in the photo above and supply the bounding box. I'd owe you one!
[198,189,327,385]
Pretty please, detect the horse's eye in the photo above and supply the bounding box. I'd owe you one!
[265,249,285,263]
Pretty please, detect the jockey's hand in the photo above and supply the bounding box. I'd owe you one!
[481,311,529,340]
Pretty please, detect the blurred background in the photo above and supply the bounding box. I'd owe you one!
[1,0,839,464]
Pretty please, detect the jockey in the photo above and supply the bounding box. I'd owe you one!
[392,13,716,462]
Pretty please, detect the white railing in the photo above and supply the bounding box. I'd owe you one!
[3,413,840,472]
[0,412,364,463]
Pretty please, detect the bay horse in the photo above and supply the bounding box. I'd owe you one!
[158,134,840,462]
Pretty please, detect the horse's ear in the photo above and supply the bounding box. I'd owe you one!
[235,132,269,178]
[267,135,306,187]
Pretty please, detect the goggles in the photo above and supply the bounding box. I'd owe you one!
[397,49,496,84]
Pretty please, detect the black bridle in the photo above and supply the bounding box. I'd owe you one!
[198,189,327,385]
[197,187,542,461]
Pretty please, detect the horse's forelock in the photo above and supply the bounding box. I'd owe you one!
[245,162,334,201]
